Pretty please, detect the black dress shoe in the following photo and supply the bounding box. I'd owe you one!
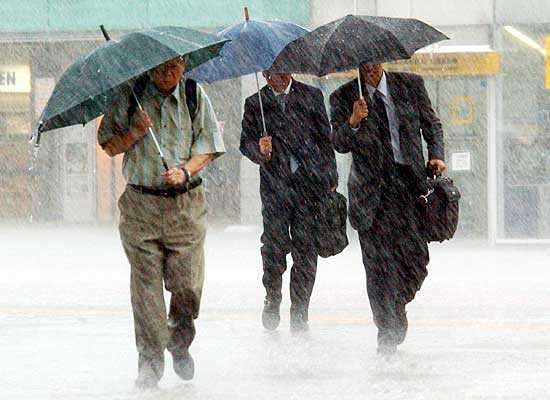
[173,353,195,381]
[135,354,161,389]
[262,299,281,330]
[290,310,309,332]
[396,304,408,345]
[377,327,399,355]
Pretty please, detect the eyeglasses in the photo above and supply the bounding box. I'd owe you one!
[153,57,185,73]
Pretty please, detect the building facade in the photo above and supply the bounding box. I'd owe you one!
[301,0,550,243]
[1,0,550,242]
[0,0,310,227]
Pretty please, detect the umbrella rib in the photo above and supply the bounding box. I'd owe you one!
[257,26,280,69]
[79,34,224,106]
[80,44,114,71]
[230,21,275,72]
[80,30,221,78]
[39,27,226,134]
[331,19,412,73]
[317,20,349,76]
[381,27,416,59]
[369,18,429,58]
[144,29,225,51]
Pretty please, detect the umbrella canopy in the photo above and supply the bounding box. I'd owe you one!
[186,19,308,83]
[36,26,228,137]
[270,15,449,76]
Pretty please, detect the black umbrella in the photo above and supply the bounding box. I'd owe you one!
[270,15,448,97]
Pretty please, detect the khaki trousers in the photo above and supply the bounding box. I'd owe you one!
[118,185,206,379]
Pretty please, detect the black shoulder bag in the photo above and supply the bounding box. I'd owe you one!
[417,170,461,242]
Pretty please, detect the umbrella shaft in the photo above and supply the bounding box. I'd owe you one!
[357,68,363,99]
[145,125,169,170]
[146,126,161,153]
[131,89,169,171]
[254,72,268,136]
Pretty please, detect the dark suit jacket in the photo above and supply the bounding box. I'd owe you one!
[240,79,338,202]
[330,72,444,232]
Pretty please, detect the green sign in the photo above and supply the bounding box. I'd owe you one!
[0,0,310,32]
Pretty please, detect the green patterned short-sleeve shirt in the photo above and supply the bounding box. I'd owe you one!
[98,78,225,188]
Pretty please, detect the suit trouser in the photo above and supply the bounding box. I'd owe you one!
[118,185,207,380]
[358,165,429,347]
[260,177,319,316]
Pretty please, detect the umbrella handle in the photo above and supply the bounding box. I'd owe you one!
[145,125,169,171]
[158,147,170,171]
[32,123,43,147]
[356,67,364,99]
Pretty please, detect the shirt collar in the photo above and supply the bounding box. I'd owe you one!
[171,82,181,102]
[166,82,181,103]
[365,71,388,99]
[147,80,181,104]
[270,78,293,96]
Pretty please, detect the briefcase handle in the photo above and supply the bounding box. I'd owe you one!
[420,164,442,204]
[419,187,435,204]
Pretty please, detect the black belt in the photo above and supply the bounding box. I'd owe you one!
[129,178,202,198]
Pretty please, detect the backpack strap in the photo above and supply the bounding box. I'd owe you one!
[185,78,198,121]
[127,75,198,125]
[127,74,150,125]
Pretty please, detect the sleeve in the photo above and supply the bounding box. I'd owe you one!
[239,96,264,165]
[190,84,226,159]
[329,89,354,154]
[97,86,131,146]
[415,75,445,161]
[329,88,376,155]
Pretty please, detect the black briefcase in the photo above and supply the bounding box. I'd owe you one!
[315,191,349,258]
[417,173,461,242]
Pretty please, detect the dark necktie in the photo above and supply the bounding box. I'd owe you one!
[276,93,287,112]
[372,90,394,166]
[275,92,299,173]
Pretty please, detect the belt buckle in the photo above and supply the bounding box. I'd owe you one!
[162,189,177,197]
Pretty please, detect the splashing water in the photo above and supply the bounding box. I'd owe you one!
[26,129,42,224]
[27,132,41,173]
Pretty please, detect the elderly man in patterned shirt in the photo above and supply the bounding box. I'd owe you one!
[98,56,225,389]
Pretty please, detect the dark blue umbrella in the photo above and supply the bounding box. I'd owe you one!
[187,8,308,135]
[187,15,308,83]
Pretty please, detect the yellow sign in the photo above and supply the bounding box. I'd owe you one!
[545,37,550,89]
[0,65,31,93]
[385,52,501,77]
[450,96,475,125]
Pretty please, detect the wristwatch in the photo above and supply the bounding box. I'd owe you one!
[180,167,191,184]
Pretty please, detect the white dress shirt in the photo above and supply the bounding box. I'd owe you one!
[356,72,404,164]
[270,80,299,173]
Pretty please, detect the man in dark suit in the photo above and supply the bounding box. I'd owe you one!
[240,69,338,332]
[330,63,446,354]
